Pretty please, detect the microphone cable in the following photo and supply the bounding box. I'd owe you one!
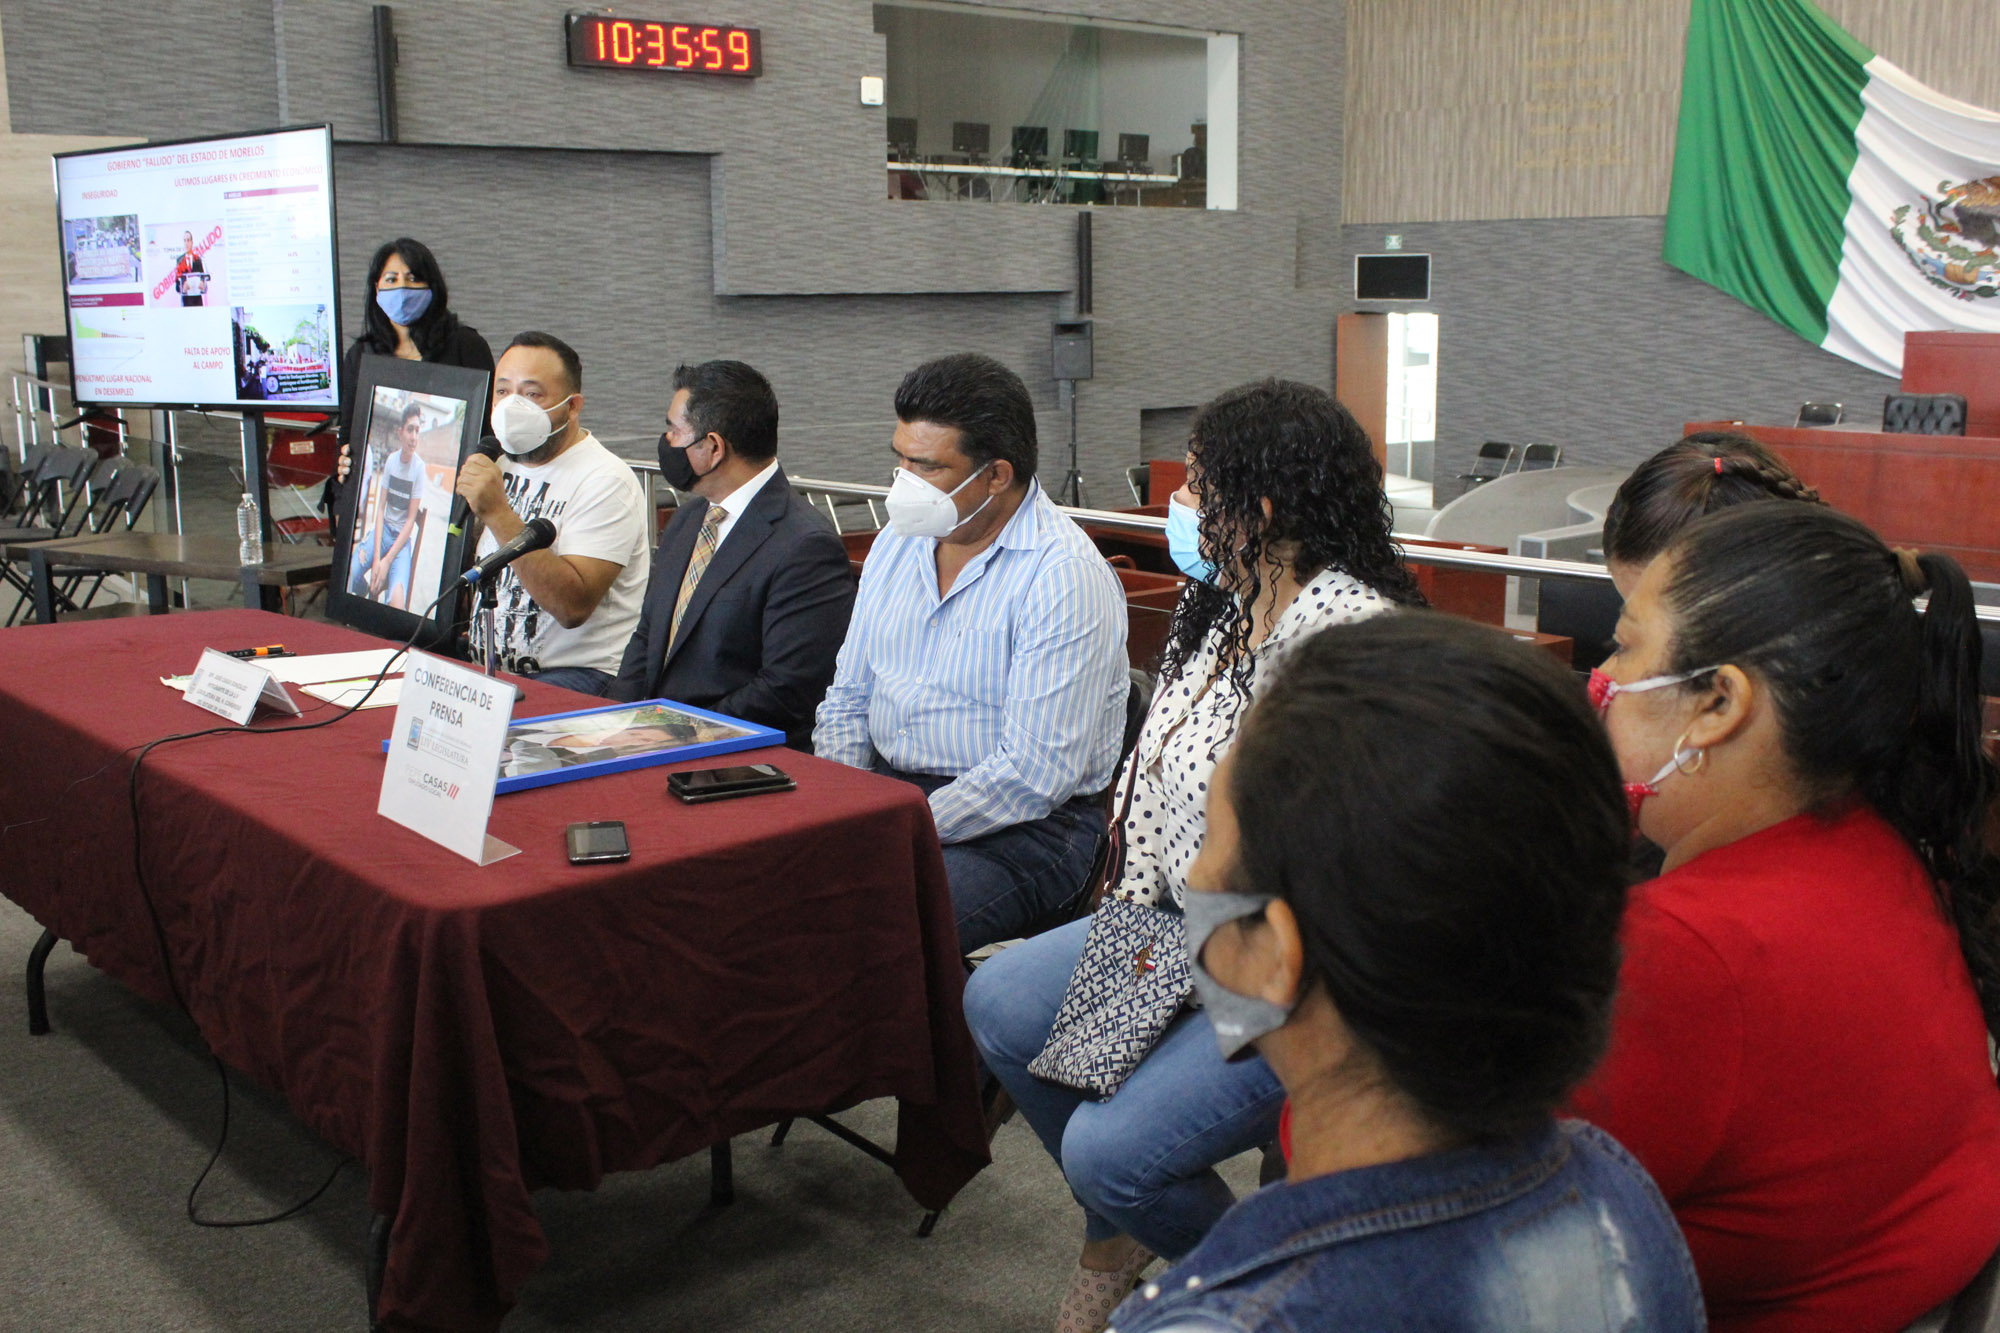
[120,584,458,1228]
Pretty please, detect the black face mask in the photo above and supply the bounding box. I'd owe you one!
[656,431,719,491]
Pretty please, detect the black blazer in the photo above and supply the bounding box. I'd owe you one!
[611,465,855,747]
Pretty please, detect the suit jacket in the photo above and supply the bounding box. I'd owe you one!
[611,464,855,747]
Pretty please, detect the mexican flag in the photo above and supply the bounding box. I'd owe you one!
[1663,0,2000,377]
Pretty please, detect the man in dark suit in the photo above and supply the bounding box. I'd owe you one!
[610,360,854,747]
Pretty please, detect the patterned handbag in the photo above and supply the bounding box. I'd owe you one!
[1028,897,1193,1099]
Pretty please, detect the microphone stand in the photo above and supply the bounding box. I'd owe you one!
[477,576,500,679]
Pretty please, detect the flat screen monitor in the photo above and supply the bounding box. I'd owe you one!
[952,121,990,156]
[1117,133,1150,167]
[1355,253,1431,301]
[1011,126,1049,161]
[1064,129,1099,161]
[52,125,341,411]
[326,355,490,649]
[887,116,918,159]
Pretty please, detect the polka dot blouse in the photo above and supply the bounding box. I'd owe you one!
[1111,568,1388,909]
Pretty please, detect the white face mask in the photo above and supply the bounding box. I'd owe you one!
[883,462,994,538]
[492,391,575,456]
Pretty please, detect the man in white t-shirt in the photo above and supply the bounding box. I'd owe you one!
[347,401,429,609]
[457,331,650,696]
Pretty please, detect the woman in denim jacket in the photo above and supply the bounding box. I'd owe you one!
[1110,614,1705,1333]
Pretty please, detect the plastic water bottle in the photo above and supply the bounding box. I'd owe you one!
[237,492,262,566]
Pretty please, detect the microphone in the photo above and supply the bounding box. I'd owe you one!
[464,517,556,585]
[446,435,504,538]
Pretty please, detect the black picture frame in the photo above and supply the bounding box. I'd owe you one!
[326,355,490,651]
[51,123,342,412]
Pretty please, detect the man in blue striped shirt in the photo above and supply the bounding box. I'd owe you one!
[815,354,1129,952]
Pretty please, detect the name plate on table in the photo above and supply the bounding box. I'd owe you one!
[377,650,520,866]
[183,648,302,725]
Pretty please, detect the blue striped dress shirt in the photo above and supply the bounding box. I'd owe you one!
[814,480,1129,844]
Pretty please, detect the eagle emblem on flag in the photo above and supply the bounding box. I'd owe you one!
[1891,177,2000,302]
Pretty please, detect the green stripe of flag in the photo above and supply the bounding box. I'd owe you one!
[1663,0,1874,347]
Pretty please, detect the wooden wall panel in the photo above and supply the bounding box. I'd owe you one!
[1345,0,2000,225]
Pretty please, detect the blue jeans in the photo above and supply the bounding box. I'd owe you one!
[348,524,414,604]
[522,666,615,697]
[879,767,1105,954]
[965,916,1286,1259]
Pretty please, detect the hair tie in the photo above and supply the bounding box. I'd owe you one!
[1892,546,1928,595]
[1714,456,1725,475]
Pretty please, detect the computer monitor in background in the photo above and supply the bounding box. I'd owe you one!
[1063,129,1099,162]
[1117,133,1150,170]
[887,116,918,160]
[1011,126,1049,164]
[951,121,990,157]
[53,125,341,412]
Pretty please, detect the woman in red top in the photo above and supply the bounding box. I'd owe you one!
[1571,501,2000,1331]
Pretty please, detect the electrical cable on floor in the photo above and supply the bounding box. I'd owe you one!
[123,586,459,1227]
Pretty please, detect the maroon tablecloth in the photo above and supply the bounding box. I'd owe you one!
[0,609,988,1331]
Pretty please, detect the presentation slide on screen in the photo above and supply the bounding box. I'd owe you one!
[56,127,337,409]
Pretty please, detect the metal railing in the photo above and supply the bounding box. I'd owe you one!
[783,475,2000,625]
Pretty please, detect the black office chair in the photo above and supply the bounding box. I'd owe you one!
[1456,442,1515,492]
[1883,393,1967,436]
[1795,401,1844,427]
[1518,443,1562,471]
[1536,575,1623,674]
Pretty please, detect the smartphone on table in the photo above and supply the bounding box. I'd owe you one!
[565,820,631,864]
[668,763,796,804]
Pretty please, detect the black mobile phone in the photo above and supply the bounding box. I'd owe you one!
[668,762,796,804]
[565,820,631,864]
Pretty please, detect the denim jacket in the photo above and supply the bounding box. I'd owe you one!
[1107,1119,1704,1333]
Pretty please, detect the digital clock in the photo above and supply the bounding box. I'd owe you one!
[566,13,762,77]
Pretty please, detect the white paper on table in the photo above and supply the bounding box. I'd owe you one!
[300,677,403,709]
[265,649,404,685]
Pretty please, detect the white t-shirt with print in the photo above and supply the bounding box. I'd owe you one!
[472,432,650,673]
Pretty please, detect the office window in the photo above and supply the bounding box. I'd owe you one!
[876,2,1236,210]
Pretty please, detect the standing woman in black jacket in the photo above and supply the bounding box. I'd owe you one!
[325,238,494,536]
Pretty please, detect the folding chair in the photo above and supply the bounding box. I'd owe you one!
[1456,442,1515,492]
[1517,443,1562,472]
[1126,464,1151,506]
[1795,401,1844,427]
[44,463,160,619]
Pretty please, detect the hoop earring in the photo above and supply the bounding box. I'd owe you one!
[1671,729,1707,775]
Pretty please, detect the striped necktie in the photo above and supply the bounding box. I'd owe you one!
[669,504,727,648]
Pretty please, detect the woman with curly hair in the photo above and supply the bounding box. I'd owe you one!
[964,379,1423,1333]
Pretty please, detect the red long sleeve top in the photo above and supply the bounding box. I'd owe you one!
[1571,801,2000,1331]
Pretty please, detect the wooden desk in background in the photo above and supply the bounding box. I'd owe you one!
[1685,421,2000,582]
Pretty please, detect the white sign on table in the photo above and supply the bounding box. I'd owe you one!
[183,647,302,725]
[376,650,519,866]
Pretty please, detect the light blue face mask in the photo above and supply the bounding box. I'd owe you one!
[1165,494,1217,584]
[375,286,434,326]
[1183,889,1297,1061]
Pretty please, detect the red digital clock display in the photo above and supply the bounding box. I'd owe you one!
[566,14,762,77]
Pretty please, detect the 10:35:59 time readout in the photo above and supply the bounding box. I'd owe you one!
[565,13,762,77]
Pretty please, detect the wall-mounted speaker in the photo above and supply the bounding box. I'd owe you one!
[1052,321,1094,381]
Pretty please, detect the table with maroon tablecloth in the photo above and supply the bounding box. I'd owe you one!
[0,609,988,1330]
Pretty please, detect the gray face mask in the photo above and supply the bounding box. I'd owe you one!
[1183,889,1296,1062]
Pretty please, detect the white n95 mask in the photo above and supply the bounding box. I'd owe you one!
[492,391,574,456]
[884,462,994,539]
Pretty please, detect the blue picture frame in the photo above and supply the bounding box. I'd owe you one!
[382,697,783,794]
